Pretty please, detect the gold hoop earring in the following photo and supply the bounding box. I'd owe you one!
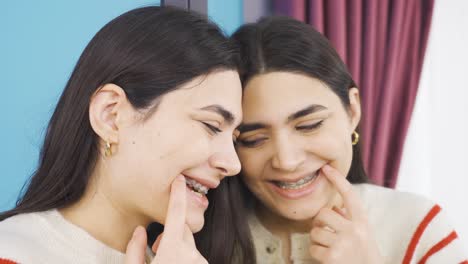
[105,141,112,157]
[352,131,359,145]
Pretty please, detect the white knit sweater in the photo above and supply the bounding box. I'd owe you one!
[248,184,467,264]
[0,210,154,264]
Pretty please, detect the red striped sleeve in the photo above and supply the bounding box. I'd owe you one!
[402,204,441,264]
[0,259,18,264]
[418,230,458,264]
[459,261,468,264]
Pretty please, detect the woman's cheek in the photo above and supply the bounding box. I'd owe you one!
[238,151,263,178]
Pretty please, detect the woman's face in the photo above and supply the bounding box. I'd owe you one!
[236,71,360,222]
[97,70,242,232]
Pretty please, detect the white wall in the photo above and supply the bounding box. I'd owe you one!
[398,0,468,251]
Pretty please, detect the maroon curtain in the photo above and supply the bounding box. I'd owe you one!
[272,0,434,188]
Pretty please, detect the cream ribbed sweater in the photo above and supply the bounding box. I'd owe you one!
[1,185,466,264]
[0,210,153,264]
[248,184,467,264]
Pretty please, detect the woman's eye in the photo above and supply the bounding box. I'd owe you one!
[296,120,324,131]
[202,122,222,134]
[237,137,266,148]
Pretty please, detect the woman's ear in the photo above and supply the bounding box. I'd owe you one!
[348,87,362,131]
[89,84,128,148]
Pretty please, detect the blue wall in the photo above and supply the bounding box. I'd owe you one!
[208,0,243,35]
[0,0,243,211]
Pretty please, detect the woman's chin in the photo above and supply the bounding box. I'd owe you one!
[271,202,325,222]
[280,210,319,222]
[186,212,205,233]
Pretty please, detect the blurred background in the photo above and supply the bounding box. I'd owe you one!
[1,0,467,250]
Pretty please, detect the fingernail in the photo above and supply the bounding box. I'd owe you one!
[132,227,139,239]
[322,164,331,172]
[176,175,185,182]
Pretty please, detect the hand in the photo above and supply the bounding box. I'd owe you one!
[309,165,383,264]
[125,175,207,264]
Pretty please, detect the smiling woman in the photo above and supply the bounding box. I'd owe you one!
[0,6,255,264]
[231,16,467,264]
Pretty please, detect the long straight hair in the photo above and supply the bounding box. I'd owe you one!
[0,6,255,264]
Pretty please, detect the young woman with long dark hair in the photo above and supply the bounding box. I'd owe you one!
[0,6,254,264]
[231,16,466,264]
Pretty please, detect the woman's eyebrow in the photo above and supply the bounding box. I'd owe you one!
[199,104,235,125]
[237,122,269,134]
[237,105,327,133]
[287,104,327,123]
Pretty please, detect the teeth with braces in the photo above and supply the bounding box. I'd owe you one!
[186,178,209,195]
[275,172,319,189]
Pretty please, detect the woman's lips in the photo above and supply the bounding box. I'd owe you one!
[268,170,322,200]
[186,185,209,209]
